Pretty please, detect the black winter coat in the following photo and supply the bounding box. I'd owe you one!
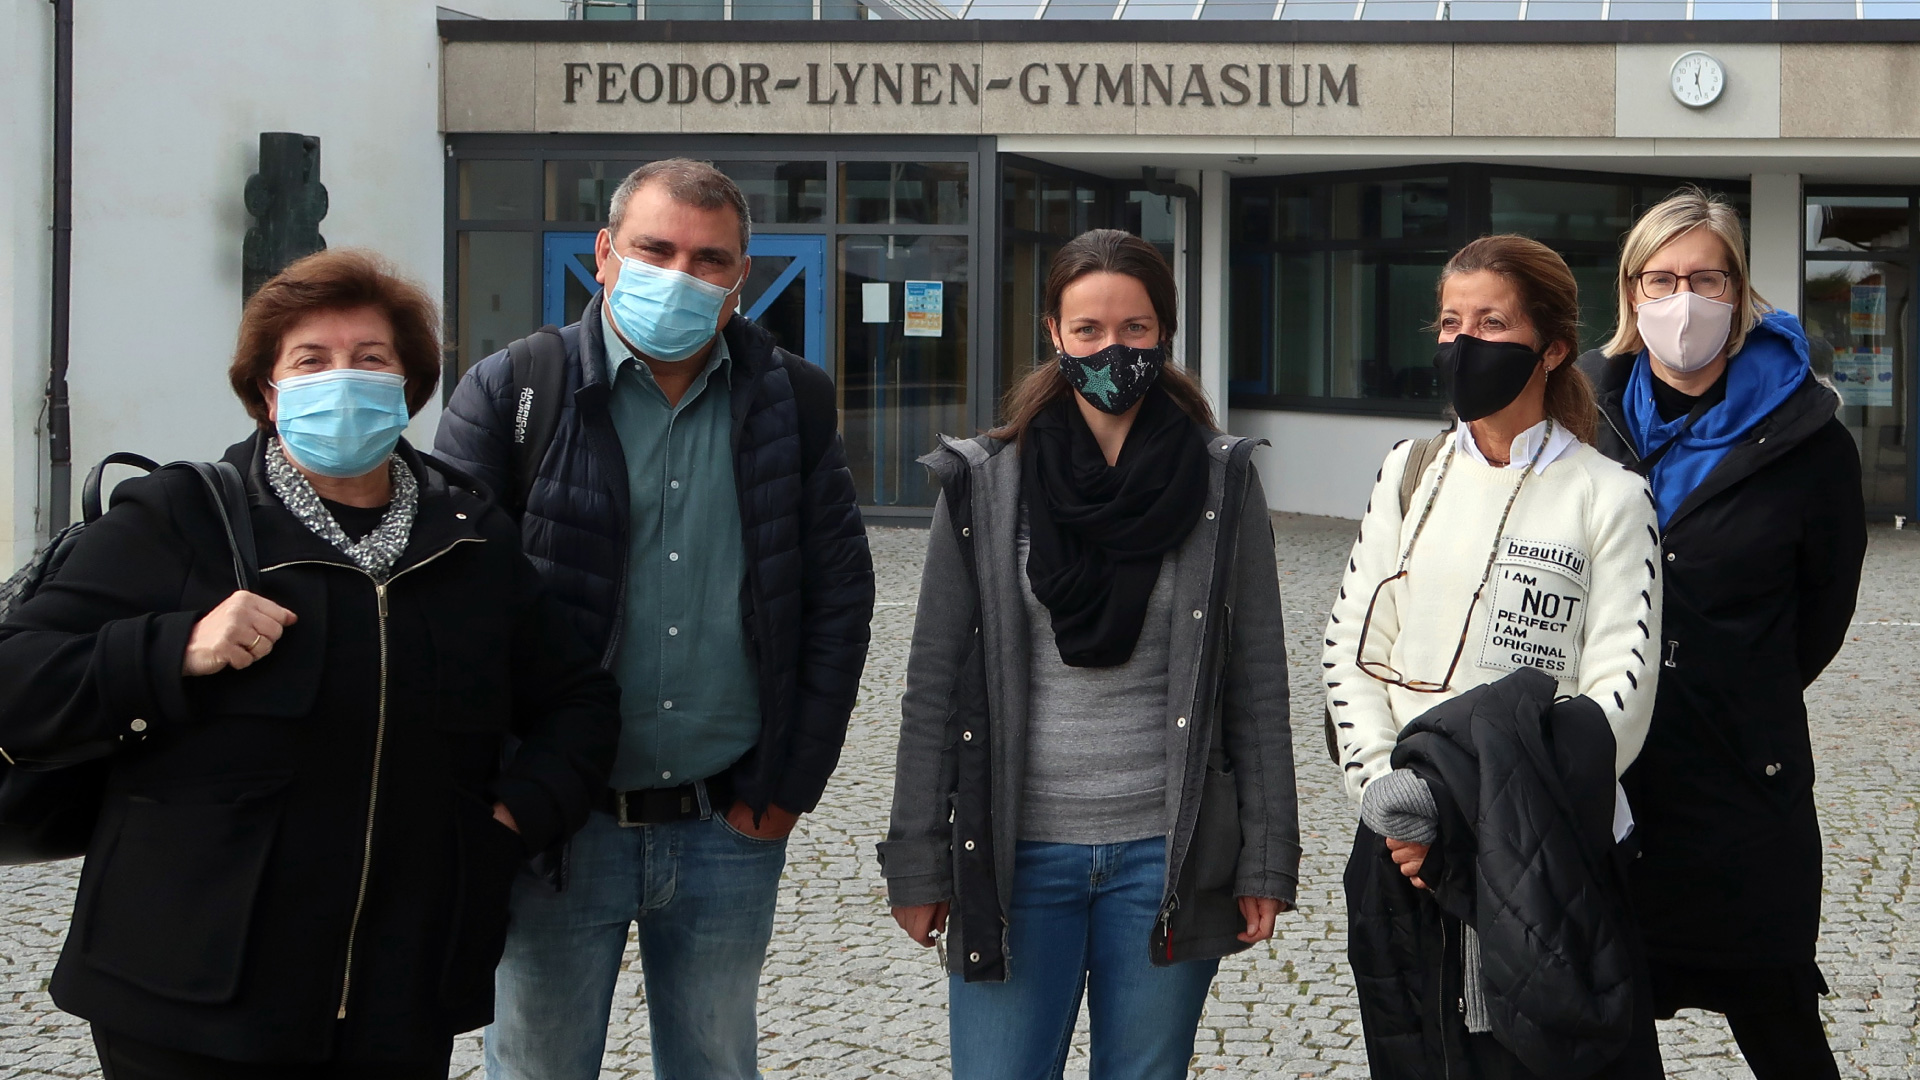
[1580,350,1866,969]
[0,436,619,1064]
[435,296,874,816]
[1346,669,1656,1080]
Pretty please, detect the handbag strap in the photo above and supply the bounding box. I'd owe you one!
[179,461,260,593]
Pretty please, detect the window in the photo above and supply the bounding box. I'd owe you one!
[1805,190,1918,514]
[1230,165,1749,412]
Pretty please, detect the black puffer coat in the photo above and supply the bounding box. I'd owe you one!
[1346,668,1657,1080]
[1581,350,1866,970]
[0,436,619,1064]
[435,294,874,815]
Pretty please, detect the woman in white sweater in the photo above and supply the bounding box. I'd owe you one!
[1324,235,1663,1078]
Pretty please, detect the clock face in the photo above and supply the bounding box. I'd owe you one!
[1670,52,1725,109]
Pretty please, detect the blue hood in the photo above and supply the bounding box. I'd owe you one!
[1624,309,1811,528]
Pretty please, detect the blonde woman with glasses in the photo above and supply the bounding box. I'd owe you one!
[1577,188,1865,1080]
[1325,235,1663,1079]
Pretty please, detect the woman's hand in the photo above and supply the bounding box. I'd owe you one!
[1236,896,1288,943]
[183,591,298,676]
[892,902,950,947]
[492,802,520,834]
[1385,838,1430,890]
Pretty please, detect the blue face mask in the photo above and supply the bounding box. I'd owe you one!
[604,254,739,364]
[272,369,411,479]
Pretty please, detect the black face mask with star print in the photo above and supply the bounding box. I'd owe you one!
[1057,342,1165,415]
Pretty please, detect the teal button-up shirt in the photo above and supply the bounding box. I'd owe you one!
[601,311,761,792]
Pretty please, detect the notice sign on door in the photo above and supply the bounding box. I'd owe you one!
[904,281,943,338]
[1834,349,1894,407]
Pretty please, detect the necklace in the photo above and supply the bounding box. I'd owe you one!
[1396,418,1553,584]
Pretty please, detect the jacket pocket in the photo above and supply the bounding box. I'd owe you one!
[1189,765,1242,893]
[440,792,527,1007]
[80,775,289,1003]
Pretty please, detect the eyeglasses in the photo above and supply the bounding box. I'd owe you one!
[1353,422,1552,694]
[1355,570,1482,693]
[1632,270,1732,300]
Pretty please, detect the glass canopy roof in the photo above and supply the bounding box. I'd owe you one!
[576,0,1920,18]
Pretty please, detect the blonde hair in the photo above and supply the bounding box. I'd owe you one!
[1602,186,1771,359]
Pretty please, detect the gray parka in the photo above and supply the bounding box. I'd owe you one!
[878,431,1300,981]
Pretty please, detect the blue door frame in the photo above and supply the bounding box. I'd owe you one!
[542,231,827,367]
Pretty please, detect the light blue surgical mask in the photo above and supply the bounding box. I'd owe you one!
[272,369,411,479]
[604,254,740,364]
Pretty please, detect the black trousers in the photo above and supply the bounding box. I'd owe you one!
[1649,960,1841,1080]
[93,1028,450,1080]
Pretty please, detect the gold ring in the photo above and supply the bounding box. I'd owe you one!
[250,634,265,652]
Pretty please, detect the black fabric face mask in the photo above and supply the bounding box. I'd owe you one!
[1433,334,1544,422]
[1058,343,1165,415]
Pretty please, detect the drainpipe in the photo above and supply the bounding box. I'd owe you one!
[47,0,74,529]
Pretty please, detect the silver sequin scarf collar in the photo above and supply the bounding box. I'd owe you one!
[265,437,419,583]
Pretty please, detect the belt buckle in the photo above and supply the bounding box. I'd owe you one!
[614,791,644,828]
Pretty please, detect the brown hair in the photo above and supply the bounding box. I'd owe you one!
[990,229,1217,442]
[230,248,442,430]
[1437,235,1598,446]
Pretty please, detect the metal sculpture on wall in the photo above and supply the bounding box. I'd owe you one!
[243,132,328,299]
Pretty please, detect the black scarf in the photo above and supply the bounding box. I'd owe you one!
[1023,387,1211,667]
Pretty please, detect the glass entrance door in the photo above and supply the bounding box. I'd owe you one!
[541,230,827,369]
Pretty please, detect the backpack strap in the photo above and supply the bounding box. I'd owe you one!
[1397,430,1453,518]
[180,461,259,594]
[506,325,568,516]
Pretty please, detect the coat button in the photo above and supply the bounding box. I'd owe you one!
[669,552,680,562]
[1765,763,1780,776]
[962,730,973,741]
[1191,609,1203,620]
[1176,717,1188,728]
[961,527,971,537]
[1205,511,1216,520]
[129,718,147,733]
[969,951,980,963]
[455,512,468,520]
[964,839,976,850]
[1666,552,1676,562]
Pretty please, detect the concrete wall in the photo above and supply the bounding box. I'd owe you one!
[1236,408,1447,521]
[2,0,53,573]
[0,0,561,573]
[1750,172,1804,317]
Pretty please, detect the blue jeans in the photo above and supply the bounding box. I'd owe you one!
[948,838,1220,1080]
[485,807,788,1080]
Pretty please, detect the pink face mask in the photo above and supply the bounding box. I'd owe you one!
[1636,290,1735,374]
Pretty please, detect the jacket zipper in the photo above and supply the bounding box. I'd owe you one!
[1601,406,1642,467]
[1440,916,1454,1080]
[263,539,479,1021]
[1158,894,1179,962]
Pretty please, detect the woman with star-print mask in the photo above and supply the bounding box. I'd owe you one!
[879,228,1300,1079]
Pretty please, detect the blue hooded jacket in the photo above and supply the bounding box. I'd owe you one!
[1623,309,1812,528]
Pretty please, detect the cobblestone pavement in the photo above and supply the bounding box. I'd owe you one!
[1,517,1915,1079]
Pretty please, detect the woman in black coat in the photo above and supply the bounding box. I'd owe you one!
[0,250,619,1079]
[1580,189,1866,1080]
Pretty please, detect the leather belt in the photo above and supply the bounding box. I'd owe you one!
[601,774,731,827]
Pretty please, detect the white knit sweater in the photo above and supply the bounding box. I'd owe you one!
[1324,434,1663,803]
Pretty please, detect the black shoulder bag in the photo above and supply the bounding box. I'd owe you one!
[0,455,257,864]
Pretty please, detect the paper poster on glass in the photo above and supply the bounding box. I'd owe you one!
[903,281,943,338]
[1850,284,1887,336]
[1833,349,1894,407]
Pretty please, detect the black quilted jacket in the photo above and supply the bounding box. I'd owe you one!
[435,295,874,816]
[1345,668,1659,1080]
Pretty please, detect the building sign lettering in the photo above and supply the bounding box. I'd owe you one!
[561,60,1360,111]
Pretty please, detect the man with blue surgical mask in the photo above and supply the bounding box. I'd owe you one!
[436,159,874,1080]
